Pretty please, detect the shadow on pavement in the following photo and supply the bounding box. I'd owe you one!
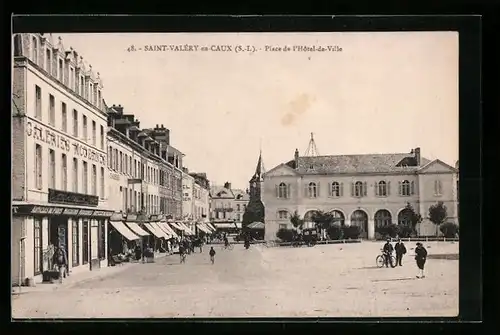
[356,266,381,270]
[372,277,418,282]
[427,254,459,260]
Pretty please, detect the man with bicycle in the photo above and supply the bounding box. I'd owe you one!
[382,238,394,268]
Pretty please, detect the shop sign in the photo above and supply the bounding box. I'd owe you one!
[26,121,106,165]
[48,189,99,207]
[32,206,64,215]
[62,208,80,216]
[93,210,113,217]
[79,210,94,216]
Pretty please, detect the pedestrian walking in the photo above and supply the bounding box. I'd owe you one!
[415,242,428,278]
[179,244,186,264]
[209,246,216,265]
[394,238,407,266]
[52,246,68,283]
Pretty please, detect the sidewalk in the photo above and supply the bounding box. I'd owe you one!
[12,252,172,296]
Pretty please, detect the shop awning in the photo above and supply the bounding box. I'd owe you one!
[124,222,150,237]
[160,222,179,239]
[152,222,171,238]
[206,223,217,231]
[110,221,140,241]
[144,223,166,239]
[196,224,211,234]
[213,222,237,229]
[247,221,265,229]
[169,221,183,230]
[177,222,194,235]
[201,223,214,233]
[235,223,242,229]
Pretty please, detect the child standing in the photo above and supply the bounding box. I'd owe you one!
[209,247,216,265]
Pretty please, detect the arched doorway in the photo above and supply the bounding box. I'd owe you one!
[398,208,412,226]
[374,209,392,227]
[329,210,345,226]
[350,210,368,238]
[303,210,317,229]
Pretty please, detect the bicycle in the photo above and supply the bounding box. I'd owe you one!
[221,243,234,250]
[376,250,396,268]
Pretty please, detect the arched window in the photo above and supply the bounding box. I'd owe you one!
[354,181,364,197]
[331,182,340,197]
[330,210,345,225]
[375,210,392,227]
[278,182,288,198]
[278,210,289,220]
[308,182,317,198]
[350,210,368,238]
[398,208,413,226]
[400,180,411,196]
[377,181,388,197]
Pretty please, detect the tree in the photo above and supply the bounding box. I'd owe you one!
[242,198,265,230]
[428,201,448,236]
[402,202,423,236]
[311,210,335,239]
[289,211,304,231]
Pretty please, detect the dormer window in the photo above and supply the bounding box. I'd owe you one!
[45,48,51,73]
[69,67,75,90]
[309,164,314,170]
[80,76,85,96]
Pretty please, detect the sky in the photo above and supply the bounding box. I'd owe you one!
[56,32,459,190]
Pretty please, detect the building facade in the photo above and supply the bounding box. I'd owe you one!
[12,33,113,285]
[182,170,195,220]
[107,106,183,219]
[263,147,459,241]
[190,172,211,221]
[210,182,249,229]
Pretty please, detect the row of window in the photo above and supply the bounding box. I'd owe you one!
[115,185,181,216]
[107,145,181,190]
[276,208,418,227]
[276,180,444,199]
[30,35,102,110]
[34,144,105,198]
[34,85,105,150]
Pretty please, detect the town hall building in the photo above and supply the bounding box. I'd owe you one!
[262,136,458,241]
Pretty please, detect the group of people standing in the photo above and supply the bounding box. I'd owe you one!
[382,238,428,278]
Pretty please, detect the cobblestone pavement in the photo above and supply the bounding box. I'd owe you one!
[12,242,458,318]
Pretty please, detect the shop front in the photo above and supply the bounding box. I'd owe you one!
[11,203,114,286]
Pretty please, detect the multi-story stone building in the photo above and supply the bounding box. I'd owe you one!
[107,107,183,220]
[210,182,249,229]
[191,173,211,221]
[182,169,195,220]
[263,145,459,241]
[12,34,114,285]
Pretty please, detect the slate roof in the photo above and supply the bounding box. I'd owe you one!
[210,186,234,199]
[283,153,431,175]
[232,189,250,201]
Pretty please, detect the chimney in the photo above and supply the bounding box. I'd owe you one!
[294,148,299,168]
[414,147,421,165]
[224,182,231,189]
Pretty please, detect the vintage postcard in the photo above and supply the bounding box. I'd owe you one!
[12,31,459,318]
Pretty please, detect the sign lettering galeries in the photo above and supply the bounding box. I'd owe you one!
[26,121,106,165]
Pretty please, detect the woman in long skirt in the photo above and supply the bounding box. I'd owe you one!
[415,242,428,278]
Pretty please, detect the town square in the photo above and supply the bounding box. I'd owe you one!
[12,31,459,319]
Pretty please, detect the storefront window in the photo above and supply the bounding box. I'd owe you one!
[34,218,42,275]
[72,220,79,267]
[82,220,89,265]
[98,220,106,260]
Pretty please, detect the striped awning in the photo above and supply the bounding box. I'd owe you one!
[247,221,265,229]
[124,222,149,237]
[202,223,215,232]
[110,221,139,241]
[144,223,166,239]
[169,221,183,230]
[152,222,171,238]
[206,223,217,231]
[159,222,179,239]
[178,222,194,235]
[213,222,236,229]
[196,224,211,234]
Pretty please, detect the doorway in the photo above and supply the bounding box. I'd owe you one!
[49,216,69,257]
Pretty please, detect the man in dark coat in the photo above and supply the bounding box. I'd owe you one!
[394,238,407,266]
[382,238,394,268]
[415,242,428,278]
